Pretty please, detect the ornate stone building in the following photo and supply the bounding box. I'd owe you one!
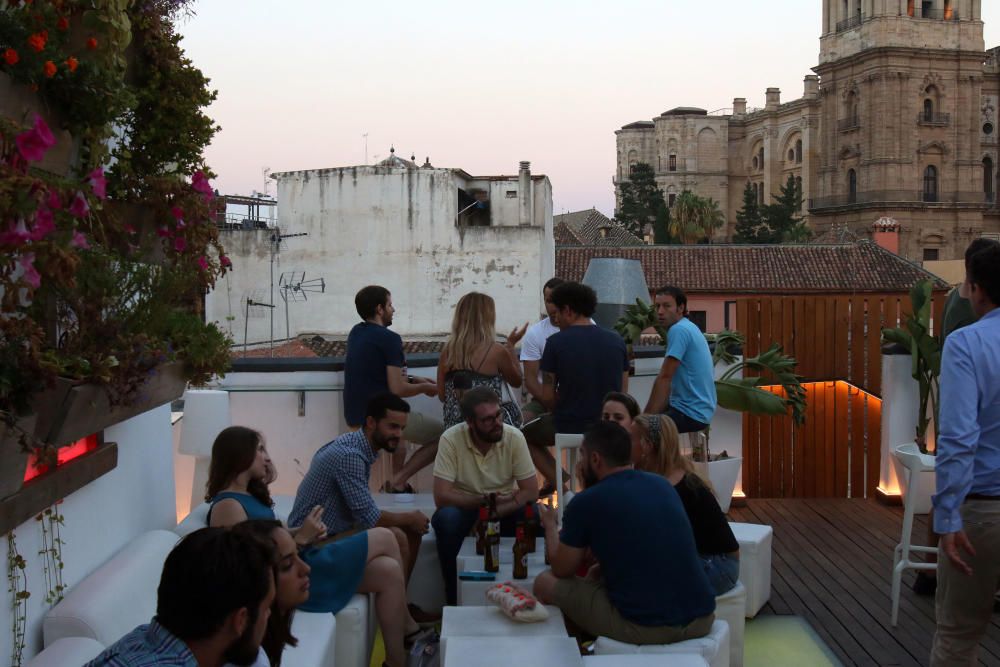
[615,0,1000,261]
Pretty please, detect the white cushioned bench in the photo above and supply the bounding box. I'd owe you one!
[25,637,104,666]
[593,619,731,667]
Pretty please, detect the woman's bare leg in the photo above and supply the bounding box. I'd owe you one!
[357,555,418,667]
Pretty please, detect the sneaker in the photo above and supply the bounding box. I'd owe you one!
[912,572,937,596]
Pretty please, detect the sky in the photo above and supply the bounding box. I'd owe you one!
[177,1,1000,218]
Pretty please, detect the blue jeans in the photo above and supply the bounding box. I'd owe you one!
[431,503,539,605]
[702,552,740,596]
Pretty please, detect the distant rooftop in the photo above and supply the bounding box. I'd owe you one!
[660,106,708,116]
[556,241,949,294]
[554,208,643,247]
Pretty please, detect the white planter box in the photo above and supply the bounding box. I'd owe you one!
[695,456,743,513]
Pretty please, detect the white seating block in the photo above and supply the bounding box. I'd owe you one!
[594,619,731,667]
[715,582,746,667]
[25,637,104,666]
[729,522,773,618]
[444,636,583,667]
[584,656,709,666]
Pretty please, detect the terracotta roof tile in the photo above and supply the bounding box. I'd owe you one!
[301,336,445,358]
[555,241,949,293]
[554,209,643,247]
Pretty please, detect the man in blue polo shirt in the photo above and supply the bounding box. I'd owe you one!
[645,285,716,433]
[533,421,715,644]
[344,285,442,492]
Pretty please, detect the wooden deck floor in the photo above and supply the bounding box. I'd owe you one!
[729,498,1000,667]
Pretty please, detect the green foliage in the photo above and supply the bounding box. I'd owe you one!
[733,181,765,243]
[669,191,725,244]
[616,163,669,240]
[653,204,671,244]
[881,279,942,452]
[613,299,665,345]
[716,341,808,426]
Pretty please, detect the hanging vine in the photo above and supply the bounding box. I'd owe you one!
[37,503,66,606]
[6,531,29,667]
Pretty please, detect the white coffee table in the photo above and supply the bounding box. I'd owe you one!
[442,604,567,639]
[457,535,546,567]
[456,561,550,606]
[443,636,583,667]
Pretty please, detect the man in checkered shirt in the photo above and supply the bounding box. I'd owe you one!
[289,392,429,583]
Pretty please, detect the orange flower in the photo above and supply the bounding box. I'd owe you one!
[43,60,56,77]
[3,48,18,66]
[65,56,77,72]
[57,16,69,31]
[27,31,47,52]
[85,37,97,50]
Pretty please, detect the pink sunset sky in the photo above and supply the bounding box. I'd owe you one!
[179,1,1000,218]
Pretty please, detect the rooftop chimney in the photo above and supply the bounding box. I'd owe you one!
[733,97,747,116]
[765,87,781,110]
[804,75,819,99]
[518,161,532,226]
[872,217,900,255]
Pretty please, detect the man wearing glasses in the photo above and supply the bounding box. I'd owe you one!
[431,386,540,605]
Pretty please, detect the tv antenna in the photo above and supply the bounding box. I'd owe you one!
[242,289,274,357]
[362,133,369,165]
[278,271,326,341]
[266,229,309,356]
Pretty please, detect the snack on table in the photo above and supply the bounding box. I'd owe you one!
[485,582,550,622]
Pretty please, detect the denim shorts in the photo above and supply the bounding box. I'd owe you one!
[703,552,740,596]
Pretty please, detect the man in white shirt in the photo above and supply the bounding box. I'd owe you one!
[520,277,565,422]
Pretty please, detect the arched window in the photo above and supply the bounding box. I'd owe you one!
[944,0,954,20]
[795,139,803,163]
[923,98,934,122]
[923,165,938,202]
[907,0,914,17]
[795,176,803,210]
[788,149,795,162]
[985,157,995,203]
[848,169,857,203]
[669,154,677,172]
[758,183,765,205]
[758,147,765,168]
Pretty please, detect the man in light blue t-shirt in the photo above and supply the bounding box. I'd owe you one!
[644,286,716,433]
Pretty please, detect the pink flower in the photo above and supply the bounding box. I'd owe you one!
[170,206,184,220]
[124,223,137,235]
[220,255,232,268]
[15,115,56,163]
[87,167,106,200]
[174,237,187,252]
[156,226,171,238]
[18,253,40,289]
[191,171,214,201]
[71,230,89,249]
[29,208,55,240]
[197,256,208,271]
[68,191,89,218]
[0,219,30,246]
[47,190,62,210]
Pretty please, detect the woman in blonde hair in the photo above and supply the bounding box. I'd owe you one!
[631,413,741,595]
[438,292,527,428]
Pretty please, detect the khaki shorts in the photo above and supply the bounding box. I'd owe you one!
[521,412,555,449]
[348,411,443,445]
[553,577,714,645]
[402,411,444,445]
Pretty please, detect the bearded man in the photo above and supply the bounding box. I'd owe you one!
[431,386,540,605]
[289,392,430,582]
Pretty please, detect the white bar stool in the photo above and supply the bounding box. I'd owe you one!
[890,441,937,626]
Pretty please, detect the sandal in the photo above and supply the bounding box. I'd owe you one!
[383,481,415,494]
[403,627,433,650]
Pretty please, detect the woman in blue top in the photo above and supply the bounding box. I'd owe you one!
[206,426,426,667]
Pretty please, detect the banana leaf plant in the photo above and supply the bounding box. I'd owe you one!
[881,279,942,454]
[613,299,665,347]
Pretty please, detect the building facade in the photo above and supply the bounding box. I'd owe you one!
[207,155,553,342]
[615,0,1000,261]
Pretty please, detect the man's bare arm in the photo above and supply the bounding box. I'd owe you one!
[522,360,543,400]
[644,357,680,413]
[540,371,557,410]
[433,477,484,510]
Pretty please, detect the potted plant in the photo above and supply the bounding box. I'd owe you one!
[0,1,232,501]
[881,278,941,513]
[612,298,664,375]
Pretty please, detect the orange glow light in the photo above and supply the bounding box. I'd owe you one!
[23,434,99,482]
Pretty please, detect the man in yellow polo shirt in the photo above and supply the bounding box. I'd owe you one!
[431,386,540,604]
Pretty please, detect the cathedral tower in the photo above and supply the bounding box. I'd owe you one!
[812,0,989,259]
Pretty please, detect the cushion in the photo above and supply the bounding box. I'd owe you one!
[175,495,295,536]
[284,610,337,666]
[26,637,105,667]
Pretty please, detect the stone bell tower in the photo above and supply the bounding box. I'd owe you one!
[811,0,989,261]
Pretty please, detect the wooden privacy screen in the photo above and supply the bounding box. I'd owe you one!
[734,293,946,498]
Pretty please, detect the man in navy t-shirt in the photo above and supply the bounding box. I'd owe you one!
[533,281,628,488]
[533,421,715,644]
[344,285,443,491]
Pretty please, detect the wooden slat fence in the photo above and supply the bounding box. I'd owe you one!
[735,292,947,499]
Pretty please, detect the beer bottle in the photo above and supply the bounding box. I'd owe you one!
[513,526,528,579]
[475,503,487,556]
[484,493,500,573]
[523,503,537,553]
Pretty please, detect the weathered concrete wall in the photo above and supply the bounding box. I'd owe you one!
[207,165,554,342]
